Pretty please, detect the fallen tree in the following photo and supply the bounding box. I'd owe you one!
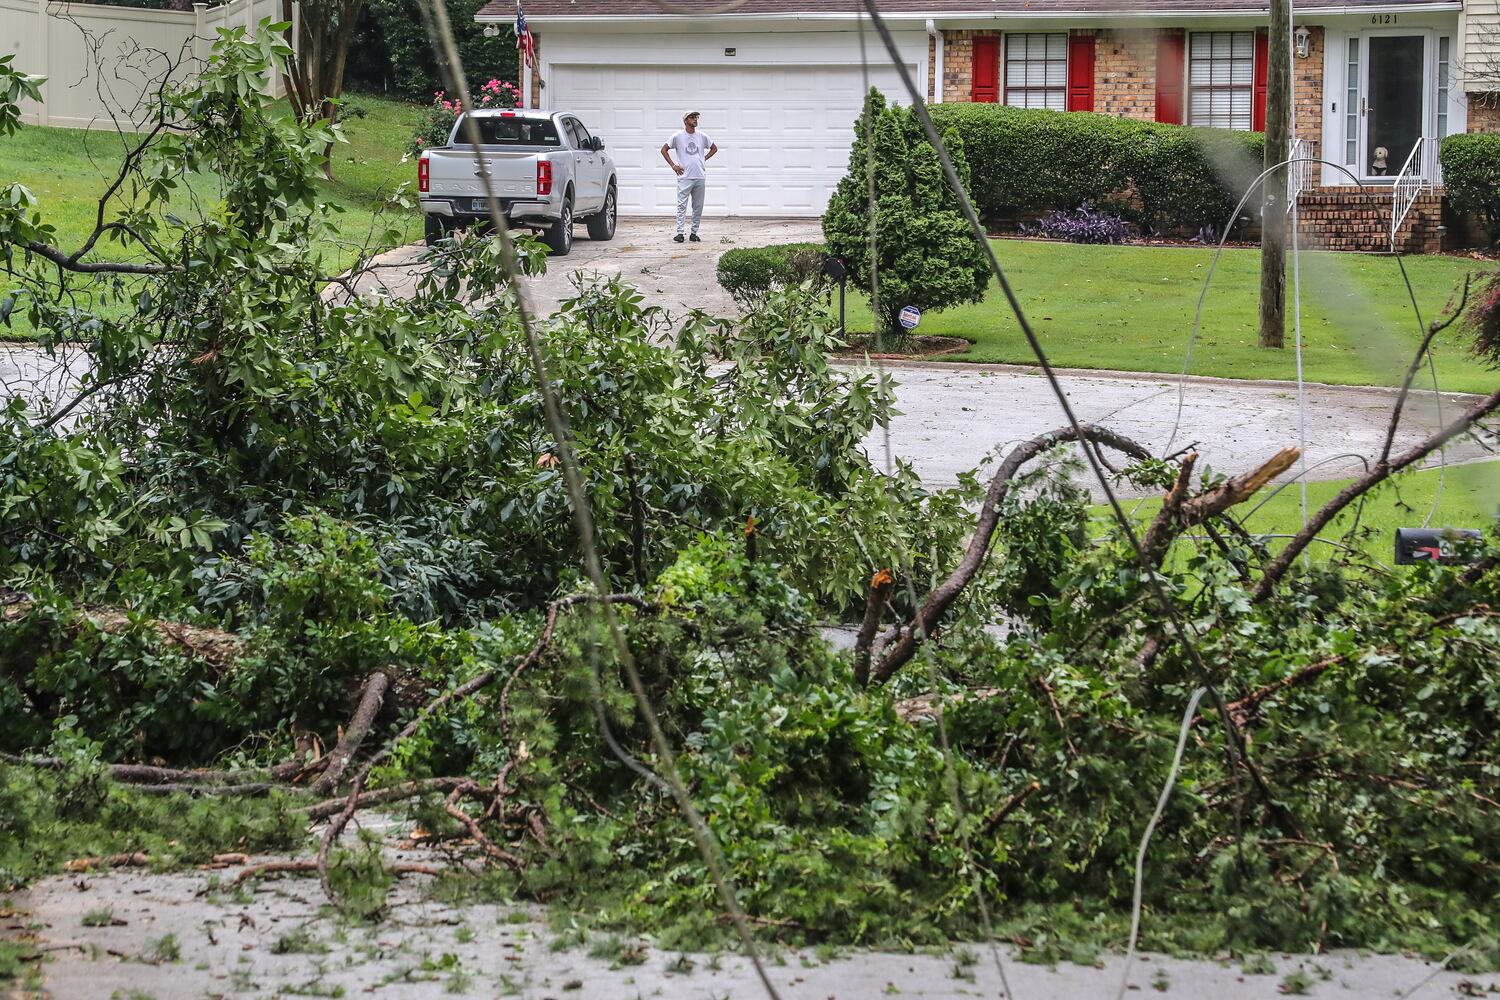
[1,41,1498,963]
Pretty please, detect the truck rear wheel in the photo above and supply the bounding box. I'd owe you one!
[542,195,573,256]
[585,185,617,241]
[423,216,448,246]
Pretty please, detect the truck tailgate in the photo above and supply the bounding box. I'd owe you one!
[425,149,542,199]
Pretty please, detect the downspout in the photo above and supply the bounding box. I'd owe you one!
[928,19,944,104]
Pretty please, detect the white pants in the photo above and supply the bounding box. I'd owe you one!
[675,176,706,235]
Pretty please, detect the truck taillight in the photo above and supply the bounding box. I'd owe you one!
[418,153,429,193]
[536,160,552,196]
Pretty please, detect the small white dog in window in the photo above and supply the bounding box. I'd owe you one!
[1372,146,1389,174]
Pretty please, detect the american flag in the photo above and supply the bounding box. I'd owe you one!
[515,1,536,70]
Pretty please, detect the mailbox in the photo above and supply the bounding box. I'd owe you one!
[822,256,849,337]
[1393,527,1483,565]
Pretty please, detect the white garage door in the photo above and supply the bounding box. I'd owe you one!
[549,62,916,217]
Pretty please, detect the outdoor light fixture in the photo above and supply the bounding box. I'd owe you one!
[482,24,499,38]
[1294,25,1312,58]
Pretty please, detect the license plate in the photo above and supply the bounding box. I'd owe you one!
[469,198,488,213]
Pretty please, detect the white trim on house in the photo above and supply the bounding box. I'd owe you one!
[935,27,946,101]
[1318,12,1467,187]
[476,6,1463,27]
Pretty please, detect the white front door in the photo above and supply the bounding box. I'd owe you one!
[546,61,917,217]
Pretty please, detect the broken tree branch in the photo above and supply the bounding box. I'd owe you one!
[305,591,655,906]
[1221,653,1345,727]
[24,239,176,275]
[309,670,391,796]
[0,753,313,786]
[1035,675,1079,760]
[317,772,365,905]
[304,777,489,822]
[1255,385,1500,601]
[1379,275,1471,469]
[1133,446,1302,670]
[869,424,1152,684]
[1180,447,1301,529]
[982,781,1040,838]
[2,601,243,668]
[853,568,893,687]
[128,781,281,797]
[497,593,651,747]
[893,687,1004,724]
[443,799,525,873]
[64,852,149,872]
[217,859,440,893]
[1140,452,1198,565]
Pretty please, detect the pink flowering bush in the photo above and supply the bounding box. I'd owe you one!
[409,79,521,155]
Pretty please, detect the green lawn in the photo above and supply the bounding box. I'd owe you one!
[0,92,421,279]
[1099,459,1500,563]
[848,240,1500,395]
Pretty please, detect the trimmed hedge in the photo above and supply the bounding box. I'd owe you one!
[1440,132,1500,244]
[927,104,1264,234]
[1131,124,1264,235]
[716,242,827,304]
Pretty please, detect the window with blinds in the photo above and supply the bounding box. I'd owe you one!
[1188,31,1255,129]
[1005,33,1068,110]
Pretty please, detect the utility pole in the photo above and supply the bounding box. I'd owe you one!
[1258,0,1291,349]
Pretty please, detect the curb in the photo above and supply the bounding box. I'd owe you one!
[828,355,1485,400]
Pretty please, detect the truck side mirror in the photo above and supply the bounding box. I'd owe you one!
[590,136,605,151]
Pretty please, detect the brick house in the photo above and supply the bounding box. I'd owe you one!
[478,0,1500,249]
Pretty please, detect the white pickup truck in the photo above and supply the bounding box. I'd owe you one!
[417,109,617,256]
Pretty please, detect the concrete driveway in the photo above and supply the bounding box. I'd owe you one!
[352,217,822,317]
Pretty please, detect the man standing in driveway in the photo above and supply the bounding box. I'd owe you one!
[661,111,717,243]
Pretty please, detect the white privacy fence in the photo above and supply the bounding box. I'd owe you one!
[0,0,292,131]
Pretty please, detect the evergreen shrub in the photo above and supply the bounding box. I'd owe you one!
[927,103,1264,234]
[715,242,826,305]
[1440,132,1500,244]
[823,90,990,337]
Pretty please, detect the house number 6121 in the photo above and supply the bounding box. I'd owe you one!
[1370,13,1397,23]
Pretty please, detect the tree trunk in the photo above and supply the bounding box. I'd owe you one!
[1258,0,1291,349]
[280,0,365,180]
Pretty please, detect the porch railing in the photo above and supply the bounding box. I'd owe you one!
[1390,137,1433,246]
[1286,137,1311,211]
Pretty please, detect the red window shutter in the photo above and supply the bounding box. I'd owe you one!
[1067,34,1096,112]
[972,35,999,103]
[1155,33,1185,124]
[1253,29,1269,131]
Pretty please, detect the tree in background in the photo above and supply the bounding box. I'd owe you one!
[281,0,364,177]
[348,0,519,102]
[823,89,990,342]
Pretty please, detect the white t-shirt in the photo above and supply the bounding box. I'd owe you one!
[667,129,714,180]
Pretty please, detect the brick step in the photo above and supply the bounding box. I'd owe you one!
[1292,189,1442,254]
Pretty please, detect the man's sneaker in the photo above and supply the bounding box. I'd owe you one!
[673,233,685,243]
[688,233,702,243]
